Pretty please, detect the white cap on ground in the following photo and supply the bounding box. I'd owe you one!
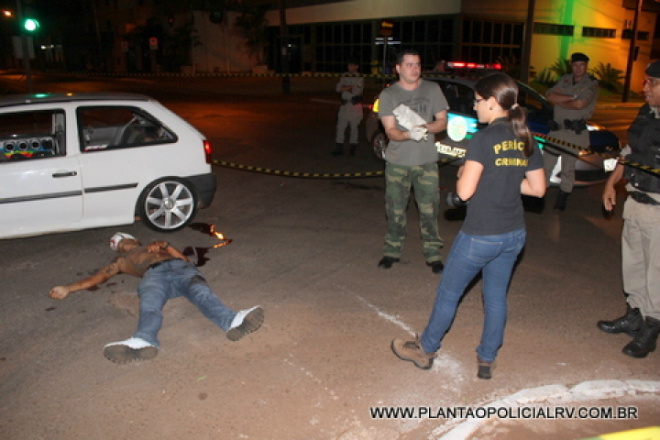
[109,232,136,251]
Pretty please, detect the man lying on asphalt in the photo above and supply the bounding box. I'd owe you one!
[49,232,264,364]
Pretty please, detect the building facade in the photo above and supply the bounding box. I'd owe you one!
[57,0,658,92]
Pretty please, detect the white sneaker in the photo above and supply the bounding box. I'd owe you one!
[227,306,264,341]
[103,337,158,364]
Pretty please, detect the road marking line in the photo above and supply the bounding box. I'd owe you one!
[431,380,660,440]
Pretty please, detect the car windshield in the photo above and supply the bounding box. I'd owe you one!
[433,78,554,120]
[517,81,552,117]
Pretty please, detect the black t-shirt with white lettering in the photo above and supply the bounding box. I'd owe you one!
[462,118,543,236]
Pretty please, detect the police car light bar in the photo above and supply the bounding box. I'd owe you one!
[447,61,502,70]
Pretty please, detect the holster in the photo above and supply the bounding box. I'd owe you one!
[564,119,587,134]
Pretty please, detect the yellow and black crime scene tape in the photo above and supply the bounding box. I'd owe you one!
[211,134,659,179]
[534,132,660,177]
[212,159,384,179]
[212,142,467,178]
[67,71,453,80]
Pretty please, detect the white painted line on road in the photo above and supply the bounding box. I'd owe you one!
[355,294,416,336]
[431,379,660,440]
[354,295,465,380]
[283,354,340,401]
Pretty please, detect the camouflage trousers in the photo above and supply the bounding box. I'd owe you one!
[383,162,443,262]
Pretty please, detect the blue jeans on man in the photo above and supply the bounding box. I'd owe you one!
[135,259,236,348]
[420,229,526,362]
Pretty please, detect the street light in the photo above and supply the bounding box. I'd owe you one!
[16,0,35,93]
[22,17,39,32]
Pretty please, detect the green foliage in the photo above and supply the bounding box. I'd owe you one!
[534,68,557,87]
[495,54,521,78]
[592,62,625,92]
[550,58,572,78]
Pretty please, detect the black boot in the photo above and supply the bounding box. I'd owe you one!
[330,143,343,156]
[622,317,660,358]
[349,144,357,156]
[597,305,643,336]
[553,190,569,211]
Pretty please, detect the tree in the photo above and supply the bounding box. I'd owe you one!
[232,2,269,65]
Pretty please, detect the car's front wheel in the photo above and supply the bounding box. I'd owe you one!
[138,178,198,232]
[372,131,388,160]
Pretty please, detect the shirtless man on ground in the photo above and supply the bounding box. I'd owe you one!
[50,232,264,364]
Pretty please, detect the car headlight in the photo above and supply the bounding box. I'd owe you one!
[372,98,380,113]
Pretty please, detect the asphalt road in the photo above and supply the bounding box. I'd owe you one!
[0,72,658,440]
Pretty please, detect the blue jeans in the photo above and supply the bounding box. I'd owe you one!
[134,259,236,347]
[420,229,526,362]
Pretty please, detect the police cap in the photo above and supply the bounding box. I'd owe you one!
[571,52,589,63]
[645,60,660,78]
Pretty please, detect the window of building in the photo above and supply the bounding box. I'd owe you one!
[582,27,616,38]
[461,19,524,65]
[534,22,574,36]
[268,17,455,73]
[622,29,650,40]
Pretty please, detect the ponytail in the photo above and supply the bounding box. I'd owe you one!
[508,103,533,157]
[474,73,534,157]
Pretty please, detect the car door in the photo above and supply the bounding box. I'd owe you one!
[74,104,181,226]
[435,79,480,160]
[0,155,83,238]
[0,108,83,239]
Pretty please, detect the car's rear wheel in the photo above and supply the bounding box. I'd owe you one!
[138,178,198,232]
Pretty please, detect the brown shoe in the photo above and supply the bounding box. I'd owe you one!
[477,357,495,379]
[391,336,434,370]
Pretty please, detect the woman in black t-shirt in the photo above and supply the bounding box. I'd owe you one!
[392,73,546,379]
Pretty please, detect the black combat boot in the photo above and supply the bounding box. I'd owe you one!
[553,190,570,211]
[597,305,643,336]
[330,143,343,156]
[349,144,357,156]
[622,317,660,358]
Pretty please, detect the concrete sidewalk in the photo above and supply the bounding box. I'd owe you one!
[596,95,645,110]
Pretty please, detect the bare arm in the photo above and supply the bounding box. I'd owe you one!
[520,168,546,198]
[456,160,484,201]
[147,241,189,262]
[602,162,625,212]
[49,260,121,300]
[381,115,413,142]
[425,110,448,134]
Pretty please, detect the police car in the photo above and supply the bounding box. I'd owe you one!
[365,63,620,186]
[0,92,216,239]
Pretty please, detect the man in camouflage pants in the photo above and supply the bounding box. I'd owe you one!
[377,49,449,273]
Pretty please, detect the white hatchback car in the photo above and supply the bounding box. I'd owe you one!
[0,92,216,239]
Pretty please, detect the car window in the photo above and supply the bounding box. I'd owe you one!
[77,106,176,152]
[0,110,66,162]
[517,83,552,117]
[439,81,476,117]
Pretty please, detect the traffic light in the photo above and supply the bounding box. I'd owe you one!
[23,17,39,32]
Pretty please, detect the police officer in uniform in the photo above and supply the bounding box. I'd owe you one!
[543,52,599,211]
[331,58,364,156]
[597,60,660,359]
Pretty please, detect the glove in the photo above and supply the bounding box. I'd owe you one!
[409,126,428,142]
[393,104,427,130]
